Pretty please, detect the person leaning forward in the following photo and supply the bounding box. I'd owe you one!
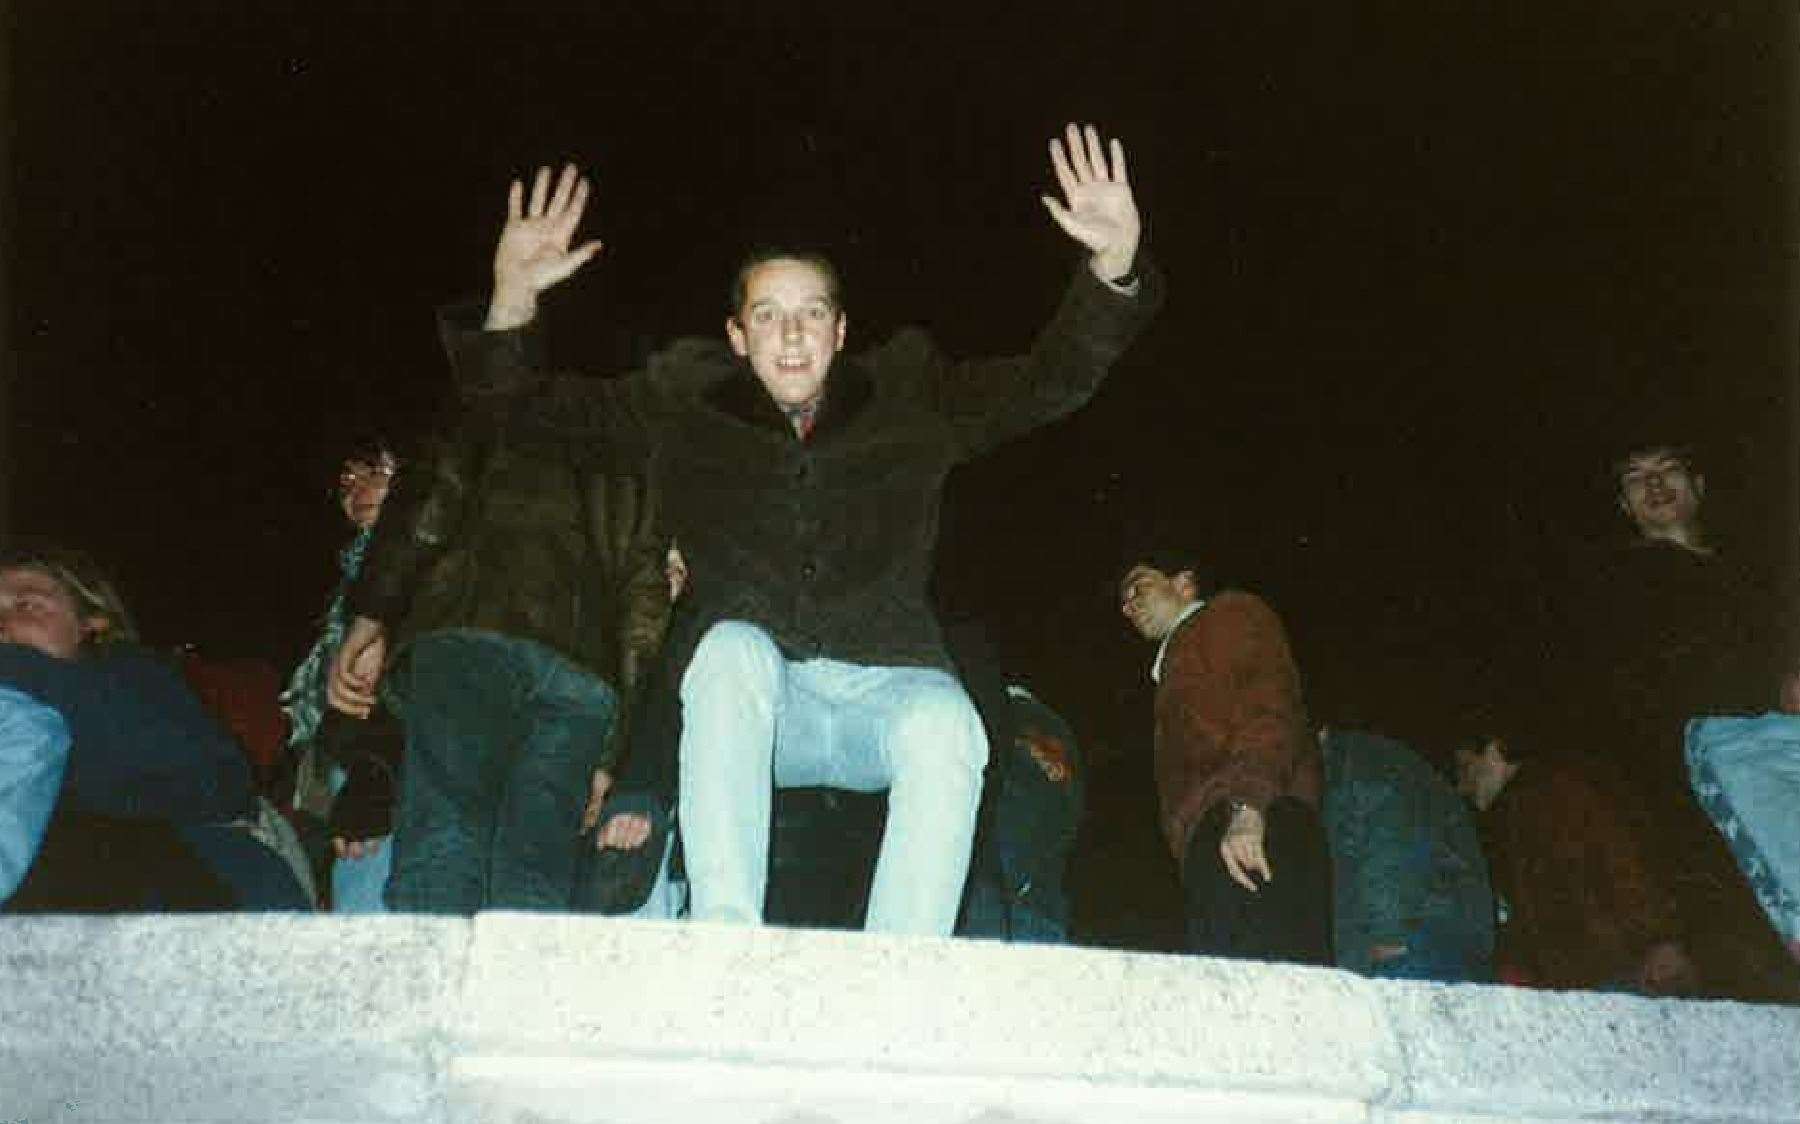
[416,124,1162,936]
[1119,551,1331,964]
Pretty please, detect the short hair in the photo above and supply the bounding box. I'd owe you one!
[338,431,397,472]
[727,249,843,319]
[1610,442,1700,492]
[0,540,139,650]
[1117,544,1216,599]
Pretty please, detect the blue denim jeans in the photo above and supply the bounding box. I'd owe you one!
[382,630,616,914]
[679,621,987,935]
[0,687,71,904]
[331,837,393,913]
[1688,714,1800,954]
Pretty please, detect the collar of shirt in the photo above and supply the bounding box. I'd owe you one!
[1151,599,1207,683]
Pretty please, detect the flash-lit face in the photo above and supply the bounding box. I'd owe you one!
[726,258,846,413]
[338,454,396,530]
[0,566,94,661]
[1617,450,1703,540]
[1119,564,1198,641]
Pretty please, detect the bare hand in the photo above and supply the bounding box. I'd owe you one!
[597,811,652,851]
[579,768,614,834]
[666,543,689,602]
[1369,942,1408,964]
[1041,123,1142,283]
[1638,940,1698,995]
[1220,804,1272,892]
[487,163,604,330]
[333,836,384,861]
[326,616,387,718]
[1780,669,1800,714]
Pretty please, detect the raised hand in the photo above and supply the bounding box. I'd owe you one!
[1041,123,1141,284]
[486,163,604,330]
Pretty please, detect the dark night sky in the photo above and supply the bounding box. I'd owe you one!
[6,4,1796,943]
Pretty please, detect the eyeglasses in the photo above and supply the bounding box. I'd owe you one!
[337,458,398,491]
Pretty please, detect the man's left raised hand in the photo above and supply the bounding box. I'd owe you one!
[1041,123,1142,285]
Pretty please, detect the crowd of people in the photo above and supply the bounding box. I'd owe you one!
[3,122,1798,1005]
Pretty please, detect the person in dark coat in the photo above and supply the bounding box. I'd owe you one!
[1321,729,1492,981]
[433,123,1160,935]
[328,396,669,915]
[1456,735,1693,995]
[0,543,307,911]
[1556,443,1800,1000]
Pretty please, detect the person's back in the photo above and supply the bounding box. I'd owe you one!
[1322,729,1493,980]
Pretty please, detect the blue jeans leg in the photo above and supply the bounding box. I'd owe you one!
[679,620,987,936]
[331,836,393,914]
[0,688,71,904]
[384,631,615,915]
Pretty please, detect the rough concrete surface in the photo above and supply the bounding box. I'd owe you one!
[2,913,1797,1123]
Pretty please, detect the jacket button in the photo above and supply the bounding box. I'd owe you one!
[800,561,817,580]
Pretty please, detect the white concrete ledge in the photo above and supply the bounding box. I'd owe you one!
[1,913,1796,1123]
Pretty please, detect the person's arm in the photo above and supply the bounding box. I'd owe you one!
[902,124,1160,456]
[0,686,71,903]
[439,164,709,466]
[28,649,255,824]
[1162,594,1311,891]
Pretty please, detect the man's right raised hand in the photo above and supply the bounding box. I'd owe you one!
[485,163,604,331]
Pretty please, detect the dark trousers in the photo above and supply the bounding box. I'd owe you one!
[383,630,615,915]
[1183,797,1333,965]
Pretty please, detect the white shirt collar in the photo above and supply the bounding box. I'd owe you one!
[1151,599,1207,683]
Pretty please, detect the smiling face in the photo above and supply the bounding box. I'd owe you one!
[1118,564,1200,641]
[1617,448,1704,542]
[725,258,847,413]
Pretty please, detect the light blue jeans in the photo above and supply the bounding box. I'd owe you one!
[0,687,71,904]
[678,621,987,935]
[332,836,394,913]
[1687,714,1800,954]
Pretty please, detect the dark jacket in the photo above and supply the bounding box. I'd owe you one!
[1321,729,1493,977]
[1479,758,1681,990]
[347,397,670,767]
[1153,590,1321,865]
[0,643,255,824]
[445,261,1163,679]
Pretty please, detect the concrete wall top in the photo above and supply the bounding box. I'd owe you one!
[2,914,1796,1124]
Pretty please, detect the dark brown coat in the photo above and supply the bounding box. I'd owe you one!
[348,400,671,767]
[445,263,1163,679]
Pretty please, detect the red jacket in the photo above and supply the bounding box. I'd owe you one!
[1153,590,1320,865]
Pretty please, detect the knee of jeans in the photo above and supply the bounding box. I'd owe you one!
[889,685,988,779]
[683,621,783,703]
